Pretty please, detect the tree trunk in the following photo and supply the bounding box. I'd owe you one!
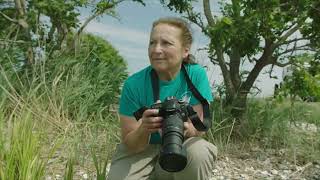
[14,0,33,64]
[73,13,99,56]
[230,89,248,120]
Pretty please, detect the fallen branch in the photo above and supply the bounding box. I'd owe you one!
[289,162,313,178]
[0,39,27,44]
[0,11,18,23]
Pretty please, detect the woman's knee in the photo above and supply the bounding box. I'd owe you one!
[107,144,160,180]
[184,137,217,166]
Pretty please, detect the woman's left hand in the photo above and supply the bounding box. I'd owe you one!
[183,121,197,138]
[183,104,206,138]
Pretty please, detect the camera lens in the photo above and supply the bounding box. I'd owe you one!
[159,114,187,172]
[159,148,187,172]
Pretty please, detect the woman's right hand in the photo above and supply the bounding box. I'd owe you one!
[138,109,163,134]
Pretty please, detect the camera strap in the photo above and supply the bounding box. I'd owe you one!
[150,64,212,131]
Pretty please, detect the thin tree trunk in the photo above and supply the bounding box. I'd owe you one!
[14,0,33,64]
[73,13,100,55]
[73,1,119,55]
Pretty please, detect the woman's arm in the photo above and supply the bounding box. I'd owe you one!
[184,103,206,137]
[120,109,162,153]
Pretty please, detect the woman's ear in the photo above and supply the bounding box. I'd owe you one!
[183,47,190,59]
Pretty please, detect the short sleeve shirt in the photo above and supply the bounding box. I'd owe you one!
[119,64,213,144]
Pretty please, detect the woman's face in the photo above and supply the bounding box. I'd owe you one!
[148,23,189,75]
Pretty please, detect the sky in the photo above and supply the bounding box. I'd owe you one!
[80,0,283,97]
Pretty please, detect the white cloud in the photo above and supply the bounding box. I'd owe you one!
[84,21,150,46]
[82,20,151,73]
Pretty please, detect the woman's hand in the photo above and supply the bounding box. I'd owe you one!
[138,109,163,134]
[184,121,196,138]
[183,103,206,138]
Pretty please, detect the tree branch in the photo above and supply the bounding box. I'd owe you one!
[268,64,277,79]
[274,61,291,67]
[0,11,18,23]
[0,39,27,44]
[216,48,235,95]
[250,85,262,96]
[208,50,219,65]
[73,0,124,55]
[77,0,123,36]
[14,0,25,16]
[230,48,241,88]
[5,24,18,41]
[278,44,314,56]
[277,22,295,37]
[209,57,219,65]
[185,9,207,34]
[273,22,304,49]
[203,0,215,26]
[279,37,309,46]
[241,56,268,92]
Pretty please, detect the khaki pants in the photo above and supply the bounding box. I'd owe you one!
[107,137,217,180]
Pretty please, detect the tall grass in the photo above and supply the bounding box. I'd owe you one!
[209,97,320,163]
[0,102,46,179]
[0,43,124,178]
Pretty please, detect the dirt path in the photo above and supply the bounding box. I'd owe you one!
[45,152,320,180]
[210,155,320,180]
[45,122,319,179]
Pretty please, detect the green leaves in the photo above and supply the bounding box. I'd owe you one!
[0,111,46,180]
[208,10,260,58]
[221,17,233,25]
[46,34,127,120]
[280,53,320,101]
[132,0,146,6]
[160,0,194,13]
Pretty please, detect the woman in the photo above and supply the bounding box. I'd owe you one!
[107,17,217,180]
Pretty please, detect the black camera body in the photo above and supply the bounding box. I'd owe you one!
[133,96,206,172]
[150,96,194,172]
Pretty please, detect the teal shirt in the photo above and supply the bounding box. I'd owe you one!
[119,64,213,144]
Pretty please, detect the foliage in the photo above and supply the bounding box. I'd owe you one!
[92,148,108,180]
[161,0,320,122]
[279,53,320,101]
[0,31,124,178]
[57,35,126,119]
[302,1,320,49]
[0,72,120,179]
[0,0,148,61]
[160,0,194,13]
[64,157,75,180]
[209,98,320,162]
[29,34,127,120]
[0,110,46,180]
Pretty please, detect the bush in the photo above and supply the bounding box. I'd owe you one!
[1,33,128,121]
[0,108,46,180]
[209,97,320,162]
[0,33,126,178]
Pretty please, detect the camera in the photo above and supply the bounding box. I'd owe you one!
[149,96,203,172]
[151,96,189,172]
[133,96,205,172]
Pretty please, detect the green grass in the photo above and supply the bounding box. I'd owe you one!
[209,97,320,163]
[0,106,46,180]
[0,51,122,178]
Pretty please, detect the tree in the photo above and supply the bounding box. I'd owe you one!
[0,0,86,62]
[73,0,146,55]
[280,53,320,102]
[0,0,34,63]
[0,0,146,62]
[161,0,320,121]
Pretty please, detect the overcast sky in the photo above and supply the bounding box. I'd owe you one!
[80,0,283,97]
